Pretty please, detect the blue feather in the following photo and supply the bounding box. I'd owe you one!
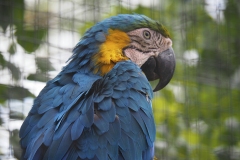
[93,114,109,135]
[50,125,72,160]
[53,121,71,140]
[97,97,112,111]
[37,109,57,128]
[114,82,127,91]
[66,109,80,123]
[26,134,44,160]
[95,31,106,42]
[98,105,116,122]
[71,117,84,140]
[79,106,94,127]
[58,74,73,85]
[77,94,93,114]
[43,126,54,146]
[96,148,107,160]
[81,37,95,46]
[38,98,54,114]
[138,109,155,144]
[29,114,41,126]
[79,58,89,66]
[111,90,122,99]
[107,142,118,159]
[105,116,121,145]
[131,111,148,139]
[101,88,113,96]
[115,97,128,108]
[55,91,85,122]
[76,130,98,159]
[62,146,79,160]
[93,94,105,103]
[116,107,131,132]
[19,14,160,160]
[118,131,130,152]
[19,116,31,138]
[52,94,63,108]
[128,97,140,111]
[42,87,59,99]
[72,72,101,91]
[122,89,130,98]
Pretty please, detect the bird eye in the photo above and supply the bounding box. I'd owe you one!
[143,30,151,39]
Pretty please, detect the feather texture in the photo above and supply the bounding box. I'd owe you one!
[19,14,163,160]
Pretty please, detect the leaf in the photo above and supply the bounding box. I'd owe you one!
[0,52,6,68]
[12,0,25,29]
[15,29,47,53]
[0,0,25,33]
[0,84,35,103]
[6,61,21,80]
[0,0,12,32]
[8,43,17,55]
[27,72,51,82]
[10,129,22,160]
[35,57,55,72]
[0,117,2,125]
[10,110,24,120]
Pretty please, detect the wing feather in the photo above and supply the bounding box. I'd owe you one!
[20,60,155,160]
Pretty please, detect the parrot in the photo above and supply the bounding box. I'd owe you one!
[19,14,175,160]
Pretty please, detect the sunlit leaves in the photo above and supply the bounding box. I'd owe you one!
[26,57,55,82]
[8,43,17,55]
[0,85,35,103]
[35,57,55,72]
[12,0,25,29]
[27,72,51,82]
[15,29,47,53]
[0,0,24,32]
[10,129,21,160]
[6,61,21,81]
[0,53,21,81]
[0,52,6,68]
[0,0,12,32]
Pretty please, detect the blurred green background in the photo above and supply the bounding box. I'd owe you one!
[0,0,239,159]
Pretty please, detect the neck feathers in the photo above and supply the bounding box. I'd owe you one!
[92,29,130,75]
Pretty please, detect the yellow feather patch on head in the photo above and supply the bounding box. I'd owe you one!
[93,29,130,75]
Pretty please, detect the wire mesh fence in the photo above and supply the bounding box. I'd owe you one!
[0,0,239,159]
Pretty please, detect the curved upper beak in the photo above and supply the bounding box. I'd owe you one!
[141,47,175,92]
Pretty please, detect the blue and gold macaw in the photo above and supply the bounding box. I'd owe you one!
[19,14,175,160]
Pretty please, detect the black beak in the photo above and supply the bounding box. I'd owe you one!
[141,47,175,92]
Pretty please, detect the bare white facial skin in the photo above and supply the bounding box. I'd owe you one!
[124,28,172,67]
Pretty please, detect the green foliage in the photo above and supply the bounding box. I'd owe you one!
[26,57,55,82]
[35,57,55,72]
[27,72,51,82]
[0,0,48,103]
[15,29,47,53]
[0,52,6,68]
[10,129,21,160]
[0,85,35,103]
[6,61,21,81]
[0,0,24,32]
[8,43,17,55]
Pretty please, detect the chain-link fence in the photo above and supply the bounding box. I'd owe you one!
[0,0,239,159]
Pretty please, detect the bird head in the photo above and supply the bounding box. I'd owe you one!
[71,14,175,91]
